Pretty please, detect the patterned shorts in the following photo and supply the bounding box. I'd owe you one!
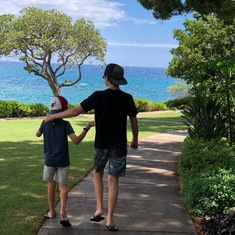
[94,144,127,177]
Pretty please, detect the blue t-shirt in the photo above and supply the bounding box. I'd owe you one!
[81,89,138,149]
[39,119,74,167]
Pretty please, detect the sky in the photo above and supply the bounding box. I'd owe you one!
[0,0,189,68]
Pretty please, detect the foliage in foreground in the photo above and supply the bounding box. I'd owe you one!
[179,137,235,216]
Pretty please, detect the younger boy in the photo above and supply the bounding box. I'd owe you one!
[36,95,94,227]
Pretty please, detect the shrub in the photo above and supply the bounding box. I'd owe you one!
[165,97,192,109]
[182,95,228,141]
[134,98,151,112]
[134,98,168,112]
[179,137,233,174]
[180,137,235,216]
[0,100,31,117]
[0,97,174,118]
[29,103,49,117]
[150,101,168,111]
[182,168,235,216]
[68,104,78,109]
[0,100,48,118]
[0,100,12,118]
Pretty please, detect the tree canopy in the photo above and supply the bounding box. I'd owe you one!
[0,7,107,95]
[167,14,235,91]
[137,0,235,22]
[167,14,235,143]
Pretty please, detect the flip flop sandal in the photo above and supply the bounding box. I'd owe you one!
[60,219,72,227]
[90,215,105,222]
[44,211,56,219]
[105,224,118,231]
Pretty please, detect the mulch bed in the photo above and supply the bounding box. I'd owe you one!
[200,211,235,235]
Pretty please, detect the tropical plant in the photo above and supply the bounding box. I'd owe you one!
[182,91,228,141]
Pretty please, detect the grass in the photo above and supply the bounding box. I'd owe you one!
[0,111,186,235]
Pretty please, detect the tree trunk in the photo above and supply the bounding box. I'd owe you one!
[47,79,60,96]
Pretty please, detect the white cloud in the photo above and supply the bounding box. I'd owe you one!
[108,41,177,48]
[126,16,155,25]
[0,0,153,28]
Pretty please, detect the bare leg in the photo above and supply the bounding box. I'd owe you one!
[106,175,119,226]
[59,183,69,220]
[93,169,104,216]
[47,180,56,218]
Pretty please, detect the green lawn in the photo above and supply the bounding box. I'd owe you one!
[0,111,186,235]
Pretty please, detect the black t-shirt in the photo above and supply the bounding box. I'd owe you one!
[81,89,138,149]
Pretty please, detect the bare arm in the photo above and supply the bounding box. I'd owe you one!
[45,105,84,123]
[69,122,94,145]
[129,116,139,149]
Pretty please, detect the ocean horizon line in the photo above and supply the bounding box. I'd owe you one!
[0,60,176,105]
[0,59,167,70]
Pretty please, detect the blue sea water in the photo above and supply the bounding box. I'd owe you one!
[0,60,177,106]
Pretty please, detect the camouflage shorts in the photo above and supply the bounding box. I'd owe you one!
[94,144,127,177]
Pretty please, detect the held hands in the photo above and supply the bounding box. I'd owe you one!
[85,122,94,130]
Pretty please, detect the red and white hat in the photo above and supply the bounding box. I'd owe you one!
[50,95,68,111]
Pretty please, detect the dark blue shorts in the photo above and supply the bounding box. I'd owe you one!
[94,144,127,177]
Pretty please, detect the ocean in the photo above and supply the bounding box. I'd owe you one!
[0,60,177,106]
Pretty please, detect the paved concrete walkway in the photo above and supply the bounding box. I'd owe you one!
[37,130,198,235]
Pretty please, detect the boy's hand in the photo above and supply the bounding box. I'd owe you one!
[86,122,94,130]
[44,114,54,123]
[130,141,138,149]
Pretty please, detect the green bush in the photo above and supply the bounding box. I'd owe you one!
[180,137,235,216]
[150,101,168,111]
[0,100,30,117]
[134,98,151,112]
[179,137,234,174]
[182,168,235,216]
[134,98,168,112]
[165,97,192,109]
[68,103,78,109]
[29,103,49,117]
[0,100,12,117]
[0,98,174,118]
[70,99,168,113]
[182,95,228,141]
[0,100,49,118]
